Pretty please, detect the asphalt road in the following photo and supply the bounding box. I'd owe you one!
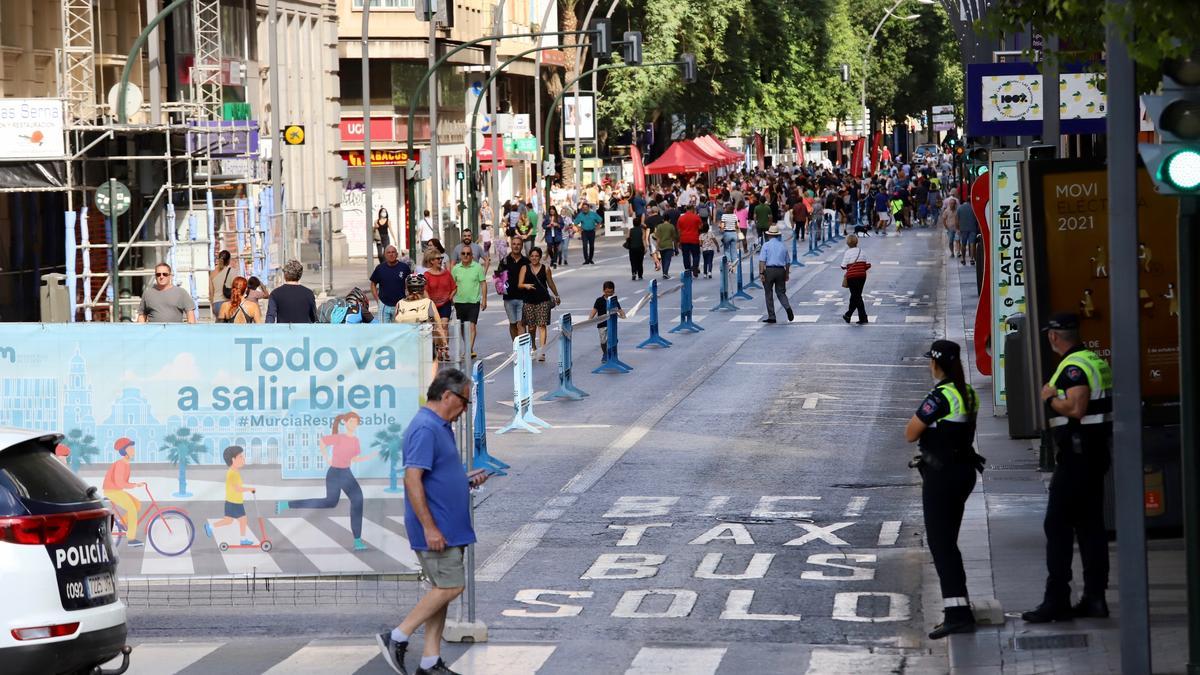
[116,228,958,674]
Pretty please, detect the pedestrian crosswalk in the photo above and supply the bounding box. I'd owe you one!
[105,639,947,675]
[116,515,421,579]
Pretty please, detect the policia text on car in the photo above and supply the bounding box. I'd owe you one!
[1022,312,1114,623]
[905,339,986,640]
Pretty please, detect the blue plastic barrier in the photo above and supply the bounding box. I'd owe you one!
[745,243,763,290]
[471,362,510,474]
[831,212,844,241]
[733,250,754,301]
[804,220,821,257]
[711,254,739,312]
[671,267,705,333]
[790,226,805,268]
[543,313,589,401]
[637,279,673,349]
[497,334,552,434]
[593,297,632,374]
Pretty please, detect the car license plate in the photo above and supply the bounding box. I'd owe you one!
[85,573,115,599]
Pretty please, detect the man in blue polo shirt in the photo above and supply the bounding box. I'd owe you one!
[574,201,603,265]
[377,369,488,675]
[369,245,411,323]
[757,225,794,324]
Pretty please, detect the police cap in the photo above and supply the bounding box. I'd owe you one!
[923,339,961,365]
[1042,312,1080,332]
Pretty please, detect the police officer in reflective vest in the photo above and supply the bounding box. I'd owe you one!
[905,339,984,639]
[1022,312,1113,623]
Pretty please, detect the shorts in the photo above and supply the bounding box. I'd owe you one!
[416,546,466,588]
[436,303,452,319]
[454,302,480,324]
[504,298,525,323]
[224,501,246,518]
[946,229,957,242]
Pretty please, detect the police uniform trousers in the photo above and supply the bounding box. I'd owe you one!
[1044,435,1111,603]
[922,460,977,600]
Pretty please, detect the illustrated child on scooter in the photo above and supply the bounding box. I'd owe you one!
[204,445,256,545]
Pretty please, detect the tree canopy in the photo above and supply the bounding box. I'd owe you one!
[591,0,961,140]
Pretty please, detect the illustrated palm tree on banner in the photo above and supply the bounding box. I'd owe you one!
[64,429,100,473]
[372,423,404,494]
[162,428,206,498]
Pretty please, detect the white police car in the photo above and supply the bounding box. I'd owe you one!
[0,429,130,674]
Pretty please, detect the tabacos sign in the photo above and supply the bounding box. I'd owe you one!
[341,149,412,167]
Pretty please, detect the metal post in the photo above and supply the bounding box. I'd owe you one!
[1106,5,1151,672]
[267,0,285,281]
[1041,35,1060,151]
[429,17,441,242]
[361,1,373,275]
[145,0,161,122]
[489,2,504,228]
[1181,199,1200,675]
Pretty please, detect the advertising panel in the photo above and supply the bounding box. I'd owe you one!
[4,323,431,579]
[990,157,1027,407]
[0,98,66,160]
[563,93,596,140]
[967,63,1107,136]
[1028,161,1181,408]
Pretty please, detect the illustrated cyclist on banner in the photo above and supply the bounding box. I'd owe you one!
[103,437,148,548]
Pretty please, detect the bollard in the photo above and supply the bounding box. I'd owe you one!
[831,212,844,241]
[733,249,754,300]
[790,226,805,268]
[671,267,705,333]
[746,243,763,290]
[593,297,632,374]
[711,253,740,312]
[637,279,673,349]
[824,213,835,246]
[497,334,552,433]
[471,362,510,473]
[543,313,589,400]
[803,220,821,257]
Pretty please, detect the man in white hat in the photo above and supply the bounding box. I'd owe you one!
[757,225,794,323]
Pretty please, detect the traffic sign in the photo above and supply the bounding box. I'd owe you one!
[95,179,132,218]
[932,104,954,115]
[283,125,305,145]
[933,113,955,123]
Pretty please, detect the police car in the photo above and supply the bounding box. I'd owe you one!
[0,429,130,674]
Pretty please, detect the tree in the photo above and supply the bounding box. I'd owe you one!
[982,1,1200,94]
[161,428,206,498]
[64,429,100,473]
[372,423,405,493]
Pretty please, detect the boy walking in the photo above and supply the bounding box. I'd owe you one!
[204,445,255,545]
[588,280,626,360]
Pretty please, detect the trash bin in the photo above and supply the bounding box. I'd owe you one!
[1103,425,1183,537]
[1004,313,1039,438]
[39,273,69,323]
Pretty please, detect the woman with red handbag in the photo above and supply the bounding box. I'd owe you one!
[841,234,872,324]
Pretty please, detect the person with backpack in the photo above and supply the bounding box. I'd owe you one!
[394,274,437,325]
[210,250,235,317]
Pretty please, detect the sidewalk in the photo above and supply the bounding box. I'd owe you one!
[942,252,1189,673]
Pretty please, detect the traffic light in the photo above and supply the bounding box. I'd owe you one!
[622,31,643,67]
[590,19,613,60]
[1139,51,1200,195]
[968,146,989,177]
[681,53,697,84]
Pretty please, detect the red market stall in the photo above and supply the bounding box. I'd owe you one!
[644,140,720,175]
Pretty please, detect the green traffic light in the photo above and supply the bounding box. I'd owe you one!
[1163,148,1200,191]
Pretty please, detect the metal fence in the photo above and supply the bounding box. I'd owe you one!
[282,208,333,294]
[119,573,425,608]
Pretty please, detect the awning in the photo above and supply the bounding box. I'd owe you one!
[694,135,740,165]
[644,140,719,175]
[477,136,506,170]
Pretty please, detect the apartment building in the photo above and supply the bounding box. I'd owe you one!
[0,0,339,321]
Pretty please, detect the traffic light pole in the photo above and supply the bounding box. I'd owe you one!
[1182,198,1200,675]
[403,29,595,259]
[541,60,685,214]
[466,41,587,237]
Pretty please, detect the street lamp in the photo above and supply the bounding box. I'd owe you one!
[860,0,935,173]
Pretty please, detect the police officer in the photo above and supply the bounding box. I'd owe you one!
[1022,312,1113,623]
[905,339,983,639]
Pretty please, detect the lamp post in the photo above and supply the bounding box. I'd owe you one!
[860,0,935,172]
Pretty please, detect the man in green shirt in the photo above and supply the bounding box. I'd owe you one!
[753,195,773,245]
[654,216,679,279]
[451,248,487,358]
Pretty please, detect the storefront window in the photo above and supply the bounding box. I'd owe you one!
[391,62,462,111]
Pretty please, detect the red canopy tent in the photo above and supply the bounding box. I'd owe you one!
[644,140,719,174]
[694,136,740,165]
[681,138,726,167]
[712,137,744,164]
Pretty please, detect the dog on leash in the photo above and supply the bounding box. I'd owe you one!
[853,223,872,236]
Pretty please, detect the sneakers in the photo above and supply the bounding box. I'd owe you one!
[376,633,409,675]
[354,538,369,551]
[415,659,460,675]
[275,500,290,515]
[843,312,852,324]
[1072,595,1110,618]
[203,522,213,538]
[761,317,777,324]
[1021,601,1074,623]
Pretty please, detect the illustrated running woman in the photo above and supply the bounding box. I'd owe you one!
[277,412,371,551]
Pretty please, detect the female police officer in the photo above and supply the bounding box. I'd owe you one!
[904,339,984,639]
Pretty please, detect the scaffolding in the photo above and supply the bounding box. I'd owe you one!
[26,0,274,322]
